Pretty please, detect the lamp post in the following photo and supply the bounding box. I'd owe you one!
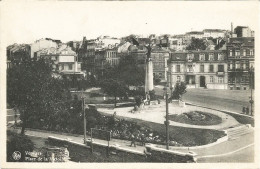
[81,91,87,144]
[249,66,254,116]
[163,81,169,150]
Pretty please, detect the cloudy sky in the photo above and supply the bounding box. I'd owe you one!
[0,1,259,45]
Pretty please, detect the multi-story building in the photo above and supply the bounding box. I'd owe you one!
[203,29,225,38]
[95,36,120,50]
[30,38,61,58]
[151,48,170,81]
[227,37,254,90]
[37,46,84,78]
[234,26,254,38]
[94,48,120,78]
[168,50,228,89]
[185,31,204,39]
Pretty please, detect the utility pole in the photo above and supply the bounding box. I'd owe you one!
[165,92,169,150]
[249,66,254,116]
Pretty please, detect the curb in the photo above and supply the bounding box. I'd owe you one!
[185,102,254,119]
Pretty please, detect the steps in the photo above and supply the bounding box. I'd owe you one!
[225,124,254,140]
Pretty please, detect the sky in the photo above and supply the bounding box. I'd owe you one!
[0,1,259,45]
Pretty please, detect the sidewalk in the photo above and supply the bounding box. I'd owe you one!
[11,128,146,153]
[99,102,240,130]
[10,127,254,160]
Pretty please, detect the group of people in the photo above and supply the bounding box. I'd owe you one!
[242,106,250,114]
[130,132,146,147]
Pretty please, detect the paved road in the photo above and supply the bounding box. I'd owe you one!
[154,87,254,114]
[10,128,254,163]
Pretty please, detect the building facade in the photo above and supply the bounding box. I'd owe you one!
[234,26,254,38]
[151,48,170,81]
[227,37,254,90]
[37,46,84,77]
[168,50,228,89]
[30,38,61,58]
[203,29,225,39]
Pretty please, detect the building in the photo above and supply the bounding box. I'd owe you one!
[37,46,84,78]
[6,43,31,67]
[95,36,120,50]
[168,50,228,89]
[151,47,170,81]
[203,29,225,38]
[185,31,204,39]
[234,26,254,38]
[94,48,120,78]
[30,38,61,58]
[227,37,254,90]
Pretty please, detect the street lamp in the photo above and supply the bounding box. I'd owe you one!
[249,66,254,116]
[163,78,170,150]
[81,90,87,144]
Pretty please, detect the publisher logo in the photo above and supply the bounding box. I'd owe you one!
[12,151,21,161]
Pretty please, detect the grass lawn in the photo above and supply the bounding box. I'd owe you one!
[168,111,222,126]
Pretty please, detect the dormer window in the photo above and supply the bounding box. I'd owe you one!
[199,53,205,61]
[209,53,214,61]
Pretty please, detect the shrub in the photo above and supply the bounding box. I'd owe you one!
[7,131,34,162]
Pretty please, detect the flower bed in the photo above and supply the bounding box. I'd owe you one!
[168,111,222,126]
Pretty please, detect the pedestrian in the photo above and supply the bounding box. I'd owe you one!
[246,106,249,115]
[130,133,136,147]
[242,106,246,114]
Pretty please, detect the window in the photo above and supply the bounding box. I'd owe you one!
[218,65,224,72]
[187,65,193,72]
[187,54,194,61]
[68,64,73,70]
[235,50,240,56]
[243,62,246,69]
[177,76,181,82]
[229,63,233,70]
[210,76,214,83]
[218,53,224,60]
[243,49,246,56]
[159,73,162,78]
[235,62,240,69]
[199,54,205,61]
[229,50,232,56]
[61,64,64,70]
[250,50,254,56]
[218,77,224,83]
[209,65,214,72]
[200,65,204,72]
[176,65,181,72]
[209,53,214,61]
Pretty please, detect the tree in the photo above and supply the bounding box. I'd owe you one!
[100,79,128,107]
[186,38,206,51]
[7,58,70,134]
[116,55,145,87]
[171,82,187,101]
